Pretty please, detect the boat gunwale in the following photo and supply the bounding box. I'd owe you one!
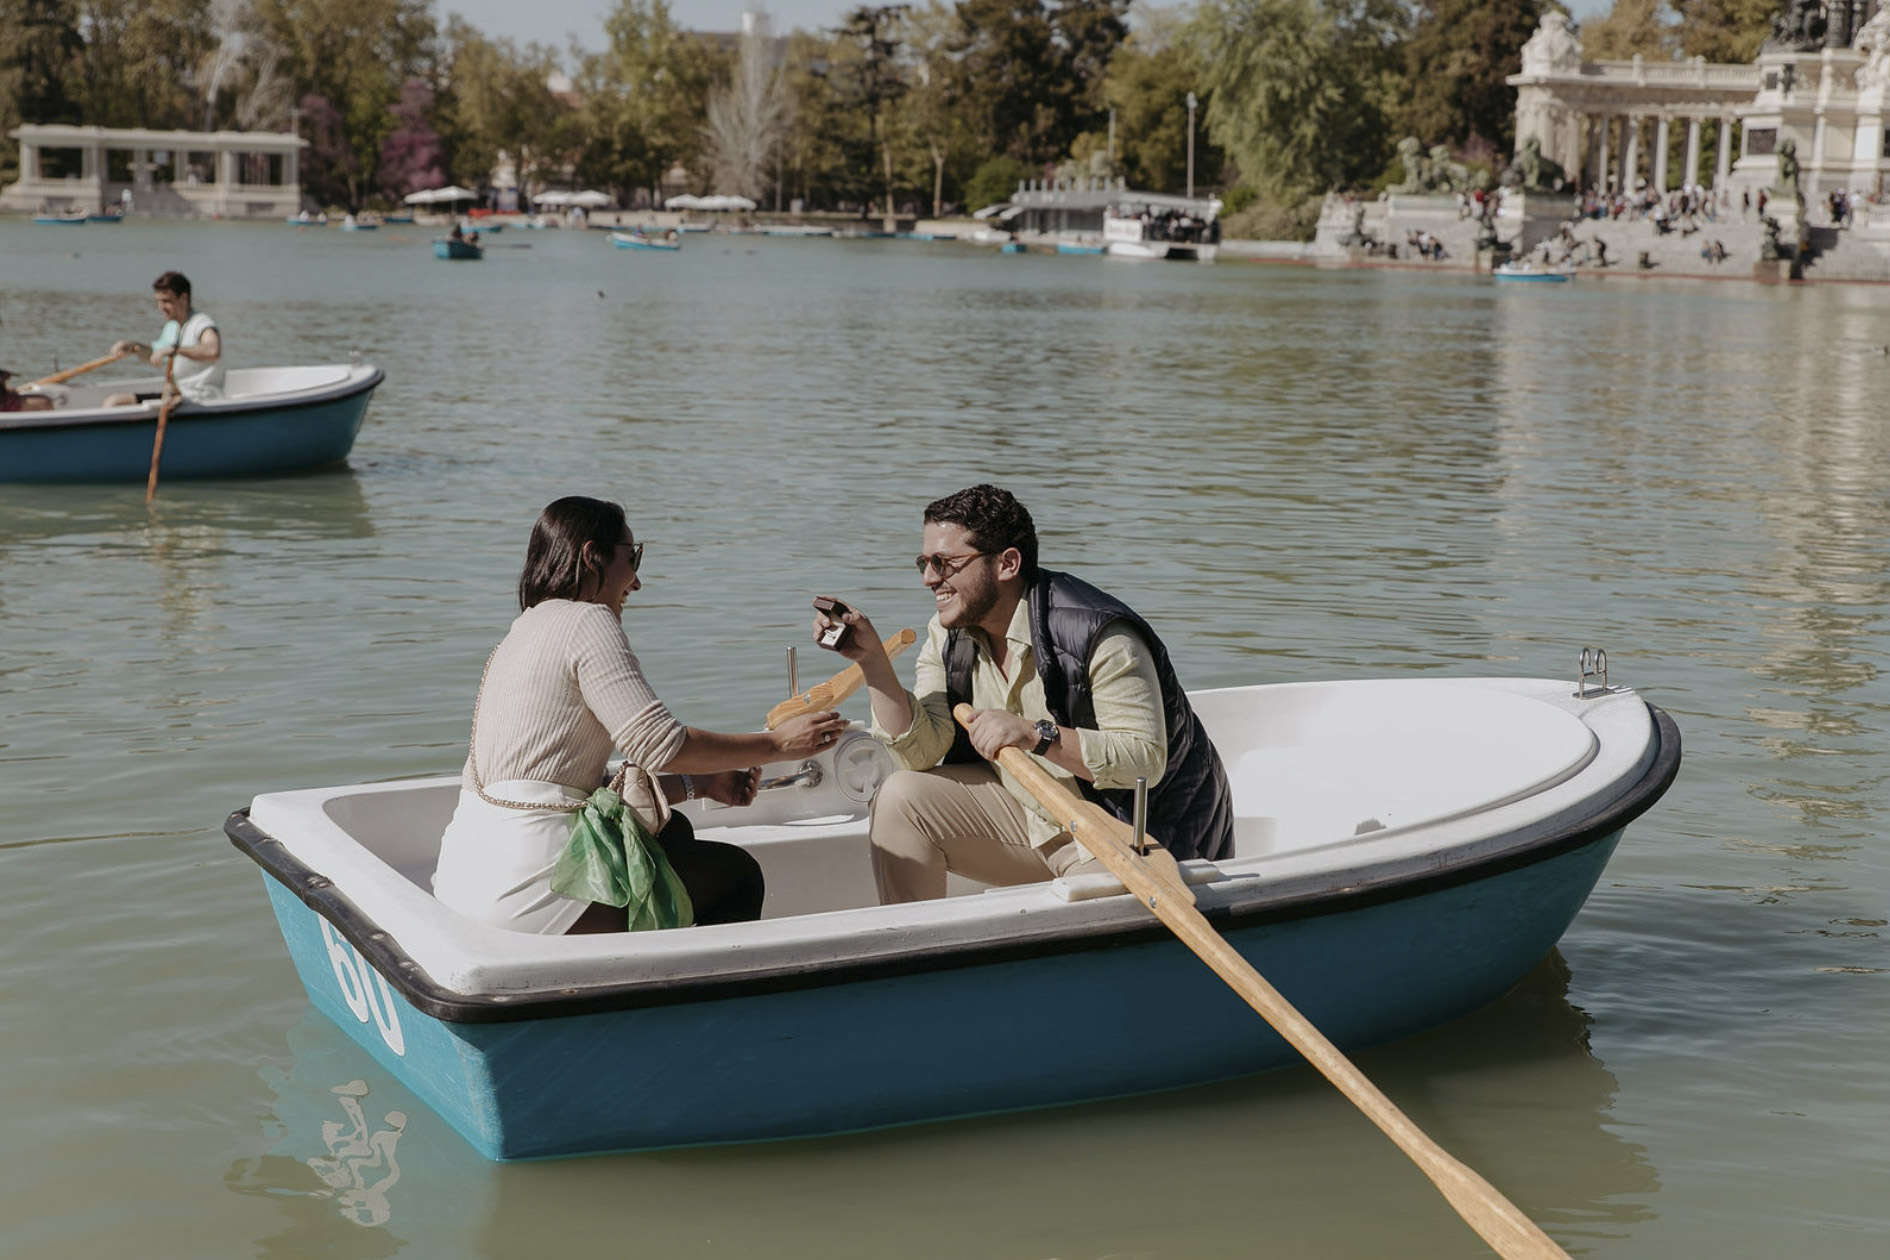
[224,703,1680,1026]
[0,365,385,435]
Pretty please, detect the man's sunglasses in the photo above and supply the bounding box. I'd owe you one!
[914,551,989,578]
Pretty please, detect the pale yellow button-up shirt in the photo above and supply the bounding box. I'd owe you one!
[874,598,1168,849]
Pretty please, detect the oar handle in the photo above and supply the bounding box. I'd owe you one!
[950,706,1570,1260]
[30,349,128,387]
[765,628,916,729]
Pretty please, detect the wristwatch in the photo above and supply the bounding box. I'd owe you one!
[1031,719,1060,757]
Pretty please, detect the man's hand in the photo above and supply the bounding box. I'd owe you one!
[814,600,882,666]
[959,707,1038,761]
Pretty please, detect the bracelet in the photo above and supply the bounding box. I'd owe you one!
[681,774,696,801]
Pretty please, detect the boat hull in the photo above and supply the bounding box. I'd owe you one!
[433,239,482,259]
[0,366,382,483]
[610,233,680,250]
[252,821,1625,1160]
[229,694,1678,1161]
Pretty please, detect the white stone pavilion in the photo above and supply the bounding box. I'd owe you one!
[1,124,309,218]
[1509,7,1890,199]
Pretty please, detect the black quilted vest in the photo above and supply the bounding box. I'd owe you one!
[942,569,1235,862]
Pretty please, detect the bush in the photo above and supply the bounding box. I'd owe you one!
[1219,194,1323,242]
[964,157,1031,214]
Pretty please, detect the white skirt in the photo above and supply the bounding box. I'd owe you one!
[430,780,592,935]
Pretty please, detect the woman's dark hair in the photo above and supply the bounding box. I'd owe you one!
[152,271,191,298]
[924,484,1038,580]
[518,496,628,610]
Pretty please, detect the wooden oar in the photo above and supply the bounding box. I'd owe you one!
[145,355,179,504]
[952,704,1571,1260]
[766,628,916,729]
[30,349,126,388]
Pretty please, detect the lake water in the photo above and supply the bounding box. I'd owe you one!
[2,219,1886,1258]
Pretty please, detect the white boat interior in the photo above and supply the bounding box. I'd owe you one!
[12,363,377,425]
[244,677,1664,1000]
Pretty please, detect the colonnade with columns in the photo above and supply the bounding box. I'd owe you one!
[1580,112,1740,194]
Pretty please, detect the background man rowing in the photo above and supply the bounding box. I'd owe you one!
[103,271,224,408]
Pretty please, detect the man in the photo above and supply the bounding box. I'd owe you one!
[103,271,223,408]
[0,368,56,412]
[819,484,1234,903]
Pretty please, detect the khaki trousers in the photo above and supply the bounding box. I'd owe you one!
[869,763,1089,903]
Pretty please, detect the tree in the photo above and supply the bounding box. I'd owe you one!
[72,0,217,129]
[1395,0,1545,155]
[900,1,974,215]
[1579,0,1676,59]
[0,0,85,181]
[947,0,1128,167]
[705,12,793,201]
[253,0,436,205]
[830,5,911,219]
[1102,10,1222,193]
[379,77,444,199]
[582,0,721,205]
[1190,0,1408,204]
[1671,0,1778,62]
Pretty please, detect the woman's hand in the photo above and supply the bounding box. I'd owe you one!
[772,709,847,758]
[698,768,760,808]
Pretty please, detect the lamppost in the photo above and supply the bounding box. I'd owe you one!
[1186,92,1197,199]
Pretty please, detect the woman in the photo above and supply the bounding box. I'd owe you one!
[431,497,846,934]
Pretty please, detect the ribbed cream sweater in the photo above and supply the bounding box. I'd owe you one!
[463,600,688,793]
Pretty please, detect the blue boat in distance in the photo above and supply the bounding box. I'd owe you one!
[34,210,88,225]
[1000,240,1027,254]
[227,674,1678,1161]
[434,238,482,260]
[1,363,383,483]
[1057,241,1105,255]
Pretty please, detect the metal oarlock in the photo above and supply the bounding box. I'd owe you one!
[760,760,823,791]
[1576,647,1609,699]
[786,646,798,698]
[1132,776,1149,855]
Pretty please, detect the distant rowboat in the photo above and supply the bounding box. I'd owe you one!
[34,211,88,225]
[1,363,383,484]
[610,232,681,251]
[434,238,482,260]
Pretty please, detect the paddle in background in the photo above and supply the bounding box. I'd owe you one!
[951,704,1573,1260]
[29,348,128,388]
[145,352,179,503]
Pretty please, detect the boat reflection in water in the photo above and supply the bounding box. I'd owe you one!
[234,948,1656,1256]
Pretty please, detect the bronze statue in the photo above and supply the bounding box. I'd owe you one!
[1499,137,1568,193]
[1775,138,1800,200]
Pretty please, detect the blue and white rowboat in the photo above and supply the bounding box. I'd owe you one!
[1493,262,1575,282]
[609,232,681,251]
[0,363,382,483]
[227,673,1678,1161]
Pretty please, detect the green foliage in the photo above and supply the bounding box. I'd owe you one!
[1396,0,1544,152]
[1670,0,1778,62]
[576,0,723,202]
[1219,192,1322,240]
[948,0,1129,166]
[1101,12,1222,194]
[254,0,436,206]
[1579,0,1676,59]
[1190,0,1409,203]
[963,153,1028,209]
[0,0,86,180]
